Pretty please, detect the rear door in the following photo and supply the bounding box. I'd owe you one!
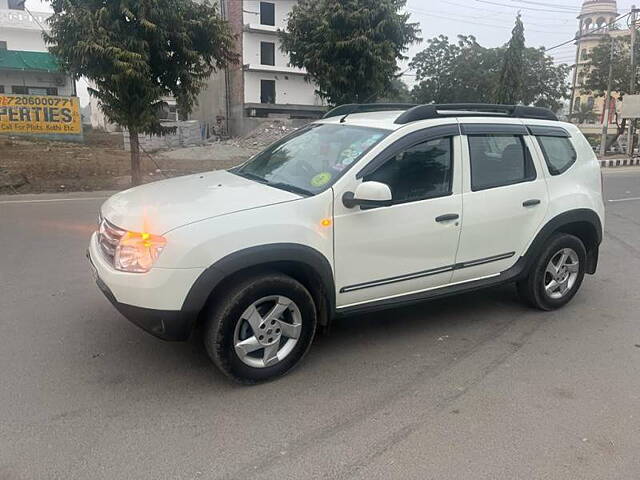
[452,122,550,283]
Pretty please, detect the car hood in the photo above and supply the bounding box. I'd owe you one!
[101,170,301,234]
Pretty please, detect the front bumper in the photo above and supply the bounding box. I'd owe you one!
[87,233,204,341]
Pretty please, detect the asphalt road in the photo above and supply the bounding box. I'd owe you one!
[1,170,639,480]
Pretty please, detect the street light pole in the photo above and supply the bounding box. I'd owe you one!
[628,6,638,156]
[601,36,615,157]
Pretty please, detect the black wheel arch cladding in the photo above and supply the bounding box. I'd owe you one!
[182,243,336,329]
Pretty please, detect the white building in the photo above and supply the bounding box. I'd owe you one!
[216,0,326,136]
[0,0,75,97]
[570,0,628,136]
[91,0,327,139]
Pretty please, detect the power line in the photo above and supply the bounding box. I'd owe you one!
[23,5,48,33]
[506,0,579,12]
[436,0,579,24]
[407,8,573,34]
[545,11,632,52]
[425,1,579,28]
[475,0,580,14]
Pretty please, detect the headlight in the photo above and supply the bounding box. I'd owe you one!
[114,231,167,273]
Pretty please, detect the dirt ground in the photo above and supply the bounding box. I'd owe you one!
[0,124,295,194]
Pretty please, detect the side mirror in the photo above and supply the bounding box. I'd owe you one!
[343,181,393,209]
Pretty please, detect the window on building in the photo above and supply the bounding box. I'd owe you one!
[12,86,28,95]
[536,136,577,176]
[581,49,588,60]
[260,42,276,66]
[260,2,275,26]
[365,137,453,205]
[8,0,26,10]
[0,86,5,94]
[468,135,536,191]
[261,80,276,104]
[0,41,7,51]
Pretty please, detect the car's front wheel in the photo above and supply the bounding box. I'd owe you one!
[204,272,317,384]
[518,233,587,311]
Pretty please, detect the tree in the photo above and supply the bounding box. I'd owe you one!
[46,0,237,186]
[281,0,420,105]
[522,47,571,111]
[410,35,501,104]
[569,102,599,124]
[582,35,640,149]
[495,14,526,104]
[410,31,569,110]
[378,77,413,103]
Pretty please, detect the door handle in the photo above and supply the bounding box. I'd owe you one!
[436,214,460,223]
[523,199,541,207]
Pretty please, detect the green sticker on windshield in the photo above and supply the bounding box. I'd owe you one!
[311,172,332,188]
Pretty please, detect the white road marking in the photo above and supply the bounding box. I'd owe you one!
[608,197,640,203]
[0,197,108,205]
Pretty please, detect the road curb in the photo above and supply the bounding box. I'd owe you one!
[601,157,640,168]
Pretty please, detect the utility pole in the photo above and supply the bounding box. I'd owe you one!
[628,6,638,156]
[601,35,615,157]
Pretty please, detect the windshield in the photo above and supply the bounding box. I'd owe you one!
[232,124,389,195]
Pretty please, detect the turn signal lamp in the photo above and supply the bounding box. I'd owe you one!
[114,231,167,273]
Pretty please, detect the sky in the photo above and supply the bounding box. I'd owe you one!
[24,0,640,99]
[400,0,639,84]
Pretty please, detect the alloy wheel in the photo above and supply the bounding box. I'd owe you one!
[233,296,302,368]
[544,248,580,300]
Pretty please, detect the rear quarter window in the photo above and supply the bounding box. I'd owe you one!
[537,136,577,175]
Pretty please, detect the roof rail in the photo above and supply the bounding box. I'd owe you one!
[322,103,417,120]
[394,104,558,125]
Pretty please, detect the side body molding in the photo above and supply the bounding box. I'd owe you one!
[182,243,336,326]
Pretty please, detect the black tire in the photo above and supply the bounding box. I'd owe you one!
[517,233,587,311]
[203,272,317,384]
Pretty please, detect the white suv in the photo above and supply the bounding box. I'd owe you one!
[88,104,605,383]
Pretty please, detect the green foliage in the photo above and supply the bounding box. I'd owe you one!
[410,30,569,111]
[522,47,571,110]
[377,77,413,103]
[46,0,237,135]
[583,35,640,98]
[495,14,525,104]
[569,102,599,124]
[410,35,501,104]
[281,0,421,105]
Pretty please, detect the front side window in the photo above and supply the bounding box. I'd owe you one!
[366,137,453,204]
[261,42,275,66]
[260,2,275,26]
[536,136,577,175]
[234,124,389,195]
[468,135,536,191]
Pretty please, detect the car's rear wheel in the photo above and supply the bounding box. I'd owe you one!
[204,272,317,384]
[517,233,587,311]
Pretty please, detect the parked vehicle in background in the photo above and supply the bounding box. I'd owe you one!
[88,104,605,383]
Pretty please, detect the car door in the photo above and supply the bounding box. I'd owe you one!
[451,122,550,284]
[333,126,464,308]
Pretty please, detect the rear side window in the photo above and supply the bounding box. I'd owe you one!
[536,136,577,175]
[468,135,536,191]
[366,137,453,204]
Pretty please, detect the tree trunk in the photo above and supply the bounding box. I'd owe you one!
[129,129,142,186]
